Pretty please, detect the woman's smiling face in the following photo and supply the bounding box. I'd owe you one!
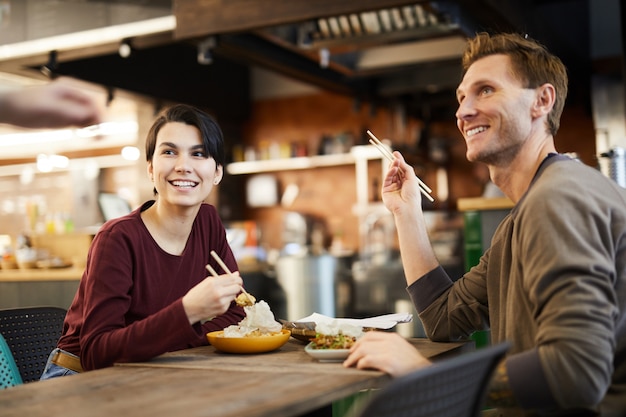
[147,121,222,208]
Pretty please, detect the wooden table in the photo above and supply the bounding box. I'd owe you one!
[0,338,472,417]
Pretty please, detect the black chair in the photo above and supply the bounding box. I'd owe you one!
[356,341,510,417]
[0,306,67,382]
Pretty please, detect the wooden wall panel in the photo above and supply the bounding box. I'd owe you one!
[174,0,417,39]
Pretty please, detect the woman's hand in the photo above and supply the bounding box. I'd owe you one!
[182,271,243,324]
[343,331,431,377]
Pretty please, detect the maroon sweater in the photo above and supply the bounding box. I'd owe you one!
[58,201,245,370]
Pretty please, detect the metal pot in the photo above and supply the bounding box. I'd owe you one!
[275,254,337,321]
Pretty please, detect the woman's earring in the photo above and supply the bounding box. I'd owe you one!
[213,179,219,185]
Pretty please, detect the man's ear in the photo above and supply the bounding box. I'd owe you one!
[532,83,556,118]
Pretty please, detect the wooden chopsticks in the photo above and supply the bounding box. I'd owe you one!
[205,263,220,278]
[208,250,255,304]
[366,130,434,202]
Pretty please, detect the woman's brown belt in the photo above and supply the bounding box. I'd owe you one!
[51,350,84,373]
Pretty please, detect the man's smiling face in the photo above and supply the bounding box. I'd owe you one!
[455,54,537,166]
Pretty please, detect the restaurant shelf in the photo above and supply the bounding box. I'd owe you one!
[226,145,384,175]
[226,146,390,248]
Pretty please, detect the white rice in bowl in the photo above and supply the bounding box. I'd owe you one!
[223,300,282,337]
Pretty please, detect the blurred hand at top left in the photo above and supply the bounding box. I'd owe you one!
[0,77,103,129]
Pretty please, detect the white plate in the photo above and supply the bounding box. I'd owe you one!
[304,343,350,362]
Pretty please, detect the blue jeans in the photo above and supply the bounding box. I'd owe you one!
[40,348,80,380]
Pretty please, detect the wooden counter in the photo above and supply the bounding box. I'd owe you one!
[0,232,90,309]
[0,263,268,311]
[457,196,514,212]
[0,267,82,310]
[0,267,83,282]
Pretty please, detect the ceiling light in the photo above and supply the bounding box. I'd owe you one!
[36,154,69,172]
[0,16,175,61]
[121,146,140,161]
[40,50,58,78]
[118,39,132,58]
[75,121,138,138]
[319,48,330,68]
[51,154,69,168]
[197,36,216,65]
[0,129,74,147]
[0,155,135,178]
[0,121,138,147]
[197,48,212,65]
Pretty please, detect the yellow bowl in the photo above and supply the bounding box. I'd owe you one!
[207,329,291,354]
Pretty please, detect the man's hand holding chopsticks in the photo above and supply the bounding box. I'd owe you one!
[381,151,426,215]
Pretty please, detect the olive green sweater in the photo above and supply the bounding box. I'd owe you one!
[410,155,626,417]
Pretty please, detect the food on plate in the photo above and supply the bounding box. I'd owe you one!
[309,320,363,350]
[222,300,282,337]
[235,291,256,307]
[310,333,358,349]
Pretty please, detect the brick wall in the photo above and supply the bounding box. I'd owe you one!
[238,89,596,252]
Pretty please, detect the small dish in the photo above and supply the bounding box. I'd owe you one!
[304,342,350,362]
[279,320,316,343]
[207,329,291,354]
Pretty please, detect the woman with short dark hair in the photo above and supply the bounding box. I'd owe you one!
[41,104,246,377]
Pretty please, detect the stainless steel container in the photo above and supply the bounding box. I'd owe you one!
[600,147,626,188]
[275,254,337,321]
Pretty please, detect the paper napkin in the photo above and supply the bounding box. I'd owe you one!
[296,312,413,330]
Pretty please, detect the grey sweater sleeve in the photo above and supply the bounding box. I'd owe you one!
[407,267,558,410]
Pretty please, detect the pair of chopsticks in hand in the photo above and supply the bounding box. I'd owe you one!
[367,130,434,203]
[206,250,255,305]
